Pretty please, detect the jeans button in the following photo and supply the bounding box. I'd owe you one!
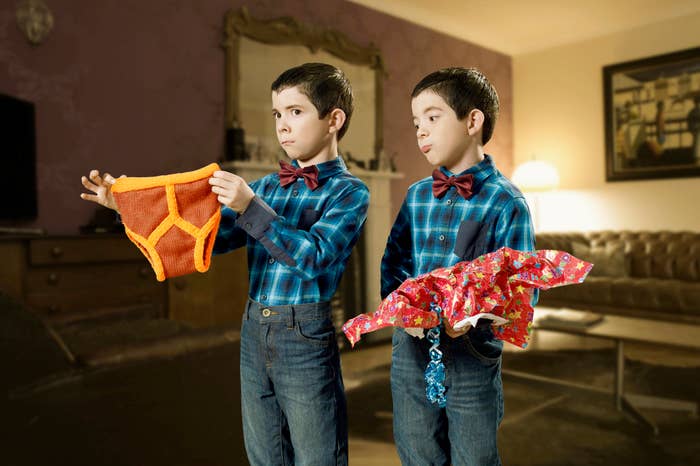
[262,308,271,317]
[268,258,275,264]
[439,234,445,241]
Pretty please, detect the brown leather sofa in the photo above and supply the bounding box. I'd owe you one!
[535,231,700,324]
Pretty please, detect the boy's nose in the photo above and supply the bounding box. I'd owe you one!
[277,120,290,133]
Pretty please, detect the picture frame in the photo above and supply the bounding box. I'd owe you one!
[603,46,700,181]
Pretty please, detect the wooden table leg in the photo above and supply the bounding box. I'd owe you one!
[614,339,624,411]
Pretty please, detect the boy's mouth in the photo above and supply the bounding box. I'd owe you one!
[281,140,294,146]
[420,144,432,154]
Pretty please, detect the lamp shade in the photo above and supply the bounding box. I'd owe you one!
[512,160,559,191]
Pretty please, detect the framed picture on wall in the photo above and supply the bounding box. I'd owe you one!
[603,46,700,182]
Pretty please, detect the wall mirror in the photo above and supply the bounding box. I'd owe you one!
[223,7,385,167]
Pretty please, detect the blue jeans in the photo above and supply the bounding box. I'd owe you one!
[240,298,347,466]
[391,325,504,466]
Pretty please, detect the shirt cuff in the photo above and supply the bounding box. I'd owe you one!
[234,196,276,239]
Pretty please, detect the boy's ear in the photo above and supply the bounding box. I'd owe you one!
[327,108,347,136]
[466,109,485,138]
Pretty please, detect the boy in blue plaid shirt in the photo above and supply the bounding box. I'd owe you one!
[382,67,535,466]
[81,63,368,466]
[209,63,368,466]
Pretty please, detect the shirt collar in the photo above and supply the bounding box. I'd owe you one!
[290,156,348,181]
[439,154,496,189]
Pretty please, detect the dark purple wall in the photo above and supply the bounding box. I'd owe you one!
[0,0,511,234]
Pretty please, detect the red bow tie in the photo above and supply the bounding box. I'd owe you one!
[432,169,474,199]
[278,161,320,191]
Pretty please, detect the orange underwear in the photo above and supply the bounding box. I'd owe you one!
[112,163,221,281]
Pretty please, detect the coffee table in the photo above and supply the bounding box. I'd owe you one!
[501,307,700,435]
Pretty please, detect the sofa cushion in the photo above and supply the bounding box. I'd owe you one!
[609,277,681,312]
[680,282,700,314]
[541,276,613,306]
[571,242,629,278]
[540,277,700,318]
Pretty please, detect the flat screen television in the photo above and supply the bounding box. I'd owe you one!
[0,93,37,220]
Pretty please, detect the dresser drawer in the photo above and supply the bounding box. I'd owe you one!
[24,263,159,293]
[29,236,143,265]
[25,285,166,318]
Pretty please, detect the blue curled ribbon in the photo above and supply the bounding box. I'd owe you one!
[424,301,447,408]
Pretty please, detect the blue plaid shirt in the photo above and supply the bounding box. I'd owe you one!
[214,156,369,305]
[381,155,536,300]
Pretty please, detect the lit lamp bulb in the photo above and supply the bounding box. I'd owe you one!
[512,160,560,191]
[511,159,559,232]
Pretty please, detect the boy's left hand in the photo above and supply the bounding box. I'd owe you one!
[209,170,255,213]
[444,320,471,338]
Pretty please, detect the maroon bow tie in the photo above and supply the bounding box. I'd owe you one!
[432,169,474,199]
[278,160,320,191]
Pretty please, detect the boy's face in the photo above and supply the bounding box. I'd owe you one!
[411,90,471,171]
[272,86,332,164]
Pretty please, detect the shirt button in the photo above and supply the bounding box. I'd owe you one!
[261,294,267,301]
[447,199,452,205]
[244,222,252,229]
[268,258,275,264]
[262,308,271,317]
[292,190,298,197]
[439,234,445,241]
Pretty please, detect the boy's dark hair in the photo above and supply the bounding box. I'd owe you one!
[412,67,499,144]
[271,62,354,140]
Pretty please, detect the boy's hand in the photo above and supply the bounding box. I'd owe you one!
[209,170,255,213]
[444,320,471,338]
[80,170,124,211]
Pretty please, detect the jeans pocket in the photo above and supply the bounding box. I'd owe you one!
[462,326,503,365]
[392,328,408,351]
[294,317,334,347]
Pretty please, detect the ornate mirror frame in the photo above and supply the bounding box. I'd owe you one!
[222,7,386,161]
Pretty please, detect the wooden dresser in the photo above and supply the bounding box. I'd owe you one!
[0,234,249,329]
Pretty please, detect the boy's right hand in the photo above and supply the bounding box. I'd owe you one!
[444,320,471,338]
[80,170,125,212]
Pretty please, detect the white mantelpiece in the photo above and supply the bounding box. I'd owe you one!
[220,160,403,314]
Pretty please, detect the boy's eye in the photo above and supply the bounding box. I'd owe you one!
[429,115,438,122]
[292,109,302,116]
[272,112,280,119]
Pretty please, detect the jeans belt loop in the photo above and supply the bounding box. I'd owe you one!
[287,305,295,329]
[245,297,252,320]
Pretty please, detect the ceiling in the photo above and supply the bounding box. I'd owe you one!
[347,0,700,55]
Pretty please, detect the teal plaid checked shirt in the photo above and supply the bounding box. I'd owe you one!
[381,155,537,301]
[213,156,369,305]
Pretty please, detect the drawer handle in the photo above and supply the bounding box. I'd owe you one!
[173,278,187,291]
[51,246,63,258]
[48,304,60,314]
[47,273,59,285]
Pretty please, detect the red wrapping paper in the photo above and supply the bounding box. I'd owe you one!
[343,247,593,348]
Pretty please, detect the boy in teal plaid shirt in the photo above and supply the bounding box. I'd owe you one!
[382,67,535,466]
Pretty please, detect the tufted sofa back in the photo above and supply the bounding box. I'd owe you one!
[536,231,700,282]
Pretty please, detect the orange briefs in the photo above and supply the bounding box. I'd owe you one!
[112,163,221,281]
